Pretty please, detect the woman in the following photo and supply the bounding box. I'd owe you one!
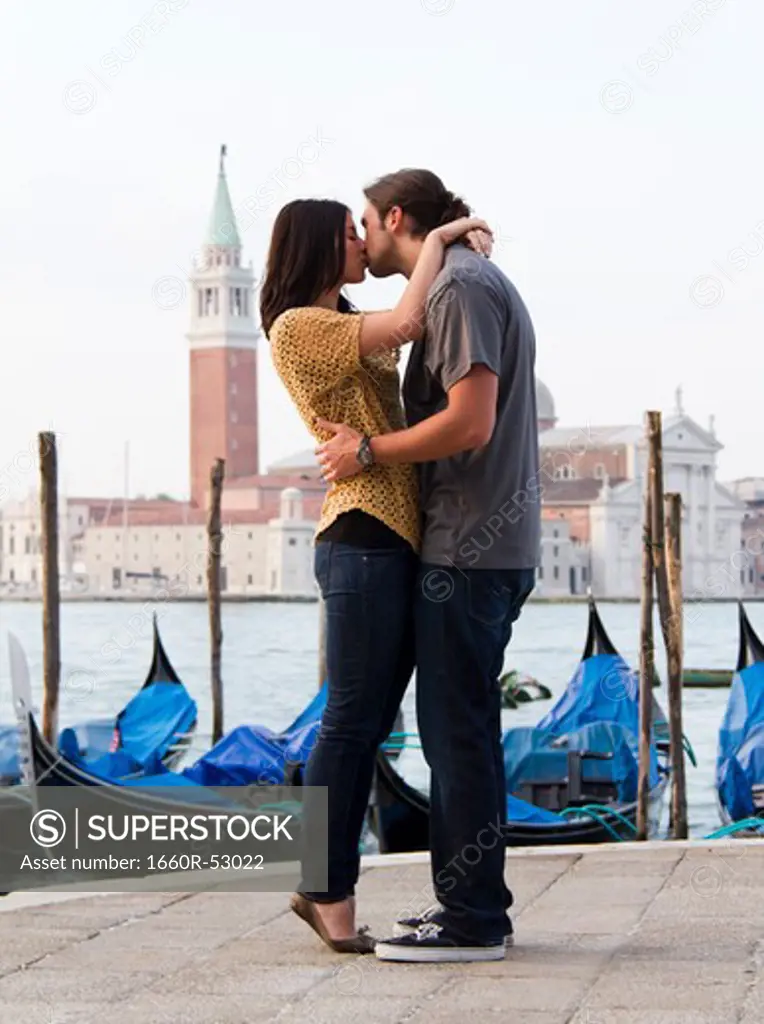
[260,198,491,953]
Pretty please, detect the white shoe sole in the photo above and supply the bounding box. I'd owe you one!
[392,922,513,947]
[375,940,506,963]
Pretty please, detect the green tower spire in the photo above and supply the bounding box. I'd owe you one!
[205,144,241,247]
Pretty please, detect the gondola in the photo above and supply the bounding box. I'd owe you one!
[1,615,196,786]
[715,602,764,833]
[1,638,310,895]
[367,597,672,853]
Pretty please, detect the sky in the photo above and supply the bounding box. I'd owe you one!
[2,0,763,501]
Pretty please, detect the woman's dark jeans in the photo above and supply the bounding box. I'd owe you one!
[298,540,416,902]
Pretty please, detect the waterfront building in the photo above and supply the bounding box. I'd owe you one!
[539,387,751,599]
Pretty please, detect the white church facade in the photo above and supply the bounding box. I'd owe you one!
[539,389,752,599]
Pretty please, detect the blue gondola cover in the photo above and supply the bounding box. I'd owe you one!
[115,682,197,765]
[181,685,327,787]
[716,662,764,821]
[503,652,662,804]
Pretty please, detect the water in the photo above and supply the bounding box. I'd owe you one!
[1,599,760,839]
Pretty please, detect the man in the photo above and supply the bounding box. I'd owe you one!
[316,168,541,962]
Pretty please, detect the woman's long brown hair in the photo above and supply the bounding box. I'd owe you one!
[259,199,351,337]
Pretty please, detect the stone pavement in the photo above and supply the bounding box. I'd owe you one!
[0,840,762,1024]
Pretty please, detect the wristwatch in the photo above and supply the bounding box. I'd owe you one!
[356,434,375,470]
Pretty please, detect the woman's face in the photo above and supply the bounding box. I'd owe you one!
[342,212,367,285]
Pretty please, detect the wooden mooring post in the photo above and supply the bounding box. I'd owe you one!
[39,431,61,745]
[207,458,225,745]
[638,411,689,840]
[648,412,672,649]
[665,492,688,838]
[636,413,658,840]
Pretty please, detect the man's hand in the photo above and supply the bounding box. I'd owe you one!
[315,419,364,482]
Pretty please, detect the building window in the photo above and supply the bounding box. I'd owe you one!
[594,463,606,478]
[231,383,238,396]
[582,567,588,582]
[197,575,202,585]
[750,568,755,583]
[553,545,559,557]
[214,288,219,315]
[553,566,559,580]
[243,290,248,315]
[553,528,558,538]
[8,537,14,555]
[176,533,181,541]
[247,532,252,540]
[31,568,36,583]
[247,574,253,585]
[538,565,543,580]
[24,537,30,554]
[231,410,238,424]
[9,569,15,582]
[198,290,203,317]
[288,538,297,546]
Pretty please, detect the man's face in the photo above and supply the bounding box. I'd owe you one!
[360,201,400,278]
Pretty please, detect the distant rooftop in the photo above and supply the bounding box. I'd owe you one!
[266,449,320,473]
[540,425,642,449]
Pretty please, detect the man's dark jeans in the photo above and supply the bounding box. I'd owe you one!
[415,563,535,944]
[299,541,416,902]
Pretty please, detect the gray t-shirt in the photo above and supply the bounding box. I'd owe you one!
[402,244,541,570]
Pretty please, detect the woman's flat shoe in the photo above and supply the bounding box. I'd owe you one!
[289,893,376,954]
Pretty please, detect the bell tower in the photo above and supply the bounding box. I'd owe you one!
[187,145,260,508]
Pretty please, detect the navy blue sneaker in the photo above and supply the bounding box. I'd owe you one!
[375,921,506,963]
[393,903,514,946]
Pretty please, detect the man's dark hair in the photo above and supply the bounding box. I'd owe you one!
[259,198,352,337]
[363,168,471,237]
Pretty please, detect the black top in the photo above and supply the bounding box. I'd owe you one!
[317,510,411,550]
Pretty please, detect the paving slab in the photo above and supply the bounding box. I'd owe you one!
[0,841,759,1023]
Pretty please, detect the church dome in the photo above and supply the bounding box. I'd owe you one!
[536,379,556,426]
